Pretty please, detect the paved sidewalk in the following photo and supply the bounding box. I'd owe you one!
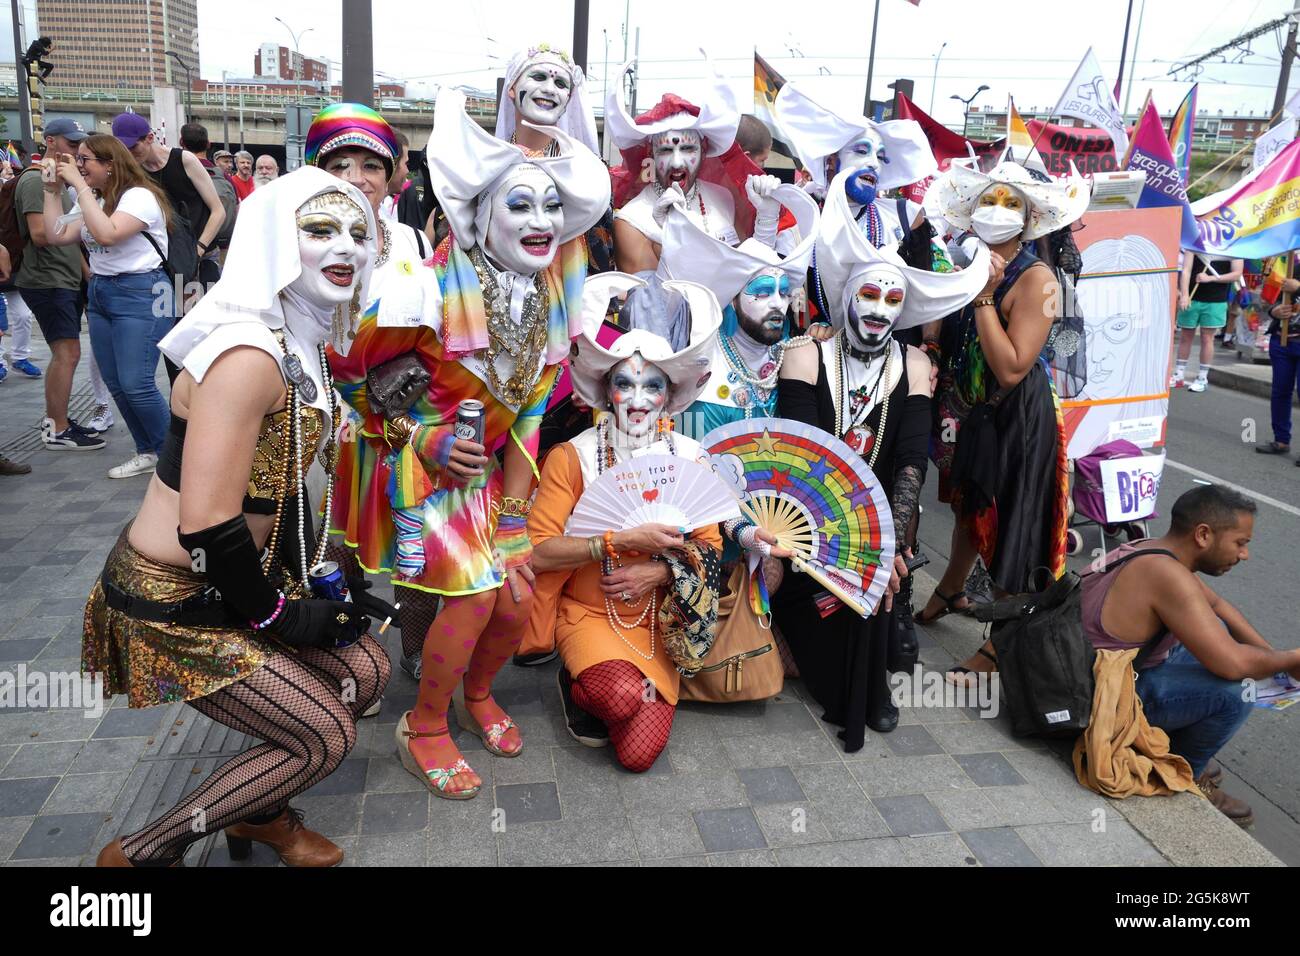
[0,335,1281,867]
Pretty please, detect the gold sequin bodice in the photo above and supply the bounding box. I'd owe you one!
[247,405,324,503]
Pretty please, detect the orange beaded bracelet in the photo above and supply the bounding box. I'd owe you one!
[603,529,618,560]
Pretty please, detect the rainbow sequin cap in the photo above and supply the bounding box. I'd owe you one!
[305,103,399,173]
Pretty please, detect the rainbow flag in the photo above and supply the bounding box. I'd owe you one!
[753,51,792,158]
[1261,253,1290,304]
[4,142,21,167]
[1194,136,1300,257]
[1167,85,1197,188]
[1003,97,1048,175]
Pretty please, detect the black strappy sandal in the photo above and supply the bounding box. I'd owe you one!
[916,588,973,625]
[945,646,998,687]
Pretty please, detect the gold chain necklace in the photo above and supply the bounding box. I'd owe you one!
[470,246,549,407]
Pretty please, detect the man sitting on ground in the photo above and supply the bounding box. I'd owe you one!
[1081,484,1299,827]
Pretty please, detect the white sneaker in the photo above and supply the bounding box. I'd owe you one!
[1168,374,1186,389]
[83,404,114,433]
[108,452,158,479]
[1188,378,1208,393]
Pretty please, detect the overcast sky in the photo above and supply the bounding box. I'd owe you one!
[8,0,1300,125]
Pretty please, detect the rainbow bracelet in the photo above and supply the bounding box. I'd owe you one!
[250,591,287,631]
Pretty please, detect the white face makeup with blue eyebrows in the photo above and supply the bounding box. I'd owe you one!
[734,266,793,346]
[484,164,566,275]
[833,130,887,206]
[512,57,574,126]
[607,352,670,440]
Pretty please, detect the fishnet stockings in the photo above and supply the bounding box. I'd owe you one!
[570,660,674,773]
[117,635,389,865]
[396,587,440,661]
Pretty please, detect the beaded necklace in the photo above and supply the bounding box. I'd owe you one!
[594,414,679,659]
[652,181,709,236]
[831,334,892,470]
[855,201,884,248]
[717,329,814,419]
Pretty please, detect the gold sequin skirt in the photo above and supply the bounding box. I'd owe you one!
[82,529,277,708]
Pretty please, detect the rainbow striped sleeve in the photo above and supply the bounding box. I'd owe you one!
[509,363,561,479]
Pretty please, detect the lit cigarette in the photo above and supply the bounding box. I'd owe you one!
[379,602,401,635]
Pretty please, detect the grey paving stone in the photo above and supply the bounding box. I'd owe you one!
[928,789,1003,831]
[0,638,49,662]
[707,849,777,866]
[960,827,1043,867]
[0,815,34,861]
[619,769,746,814]
[360,790,429,835]
[693,806,768,852]
[737,766,806,805]
[774,837,907,867]
[810,794,893,841]
[66,737,149,775]
[0,741,83,778]
[927,720,1039,754]
[982,785,1072,826]
[641,855,710,867]
[498,814,637,866]
[955,752,1029,788]
[294,794,364,838]
[0,776,56,816]
[92,706,166,739]
[10,811,103,859]
[426,818,499,867]
[42,771,129,814]
[789,762,865,801]
[494,781,562,824]
[752,800,833,847]
[356,832,427,867]
[629,811,708,859]
[1015,819,1166,866]
[363,755,427,794]
[847,754,977,797]
[873,794,952,836]
[883,725,946,757]
[664,727,733,773]
[488,746,557,786]
[720,730,843,768]
[0,745,13,775]
[899,832,980,867]
[36,550,90,566]
[305,757,369,797]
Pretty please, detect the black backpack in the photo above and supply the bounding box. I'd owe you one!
[973,549,1176,738]
[142,215,199,315]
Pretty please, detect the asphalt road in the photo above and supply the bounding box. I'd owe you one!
[915,376,1300,865]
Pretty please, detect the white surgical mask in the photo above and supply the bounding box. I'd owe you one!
[970,205,1024,243]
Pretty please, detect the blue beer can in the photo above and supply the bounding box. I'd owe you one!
[309,561,357,647]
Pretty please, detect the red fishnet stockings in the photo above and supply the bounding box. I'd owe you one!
[570,660,675,773]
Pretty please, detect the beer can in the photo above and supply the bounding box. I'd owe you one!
[456,399,485,445]
[309,561,350,602]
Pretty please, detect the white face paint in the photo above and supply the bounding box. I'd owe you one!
[483,164,565,275]
[287,192,372,323]
[833,130,887,206]
[512,58,574,126]
[607,353,670,441]
[651,129,703,193]
[734,267,793,346]
[848,264,906,354]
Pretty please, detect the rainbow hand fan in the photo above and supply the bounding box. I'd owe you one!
[567,454,741,536]
[702,418,895,618]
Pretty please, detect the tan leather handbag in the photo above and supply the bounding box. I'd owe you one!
[678,561,784,703]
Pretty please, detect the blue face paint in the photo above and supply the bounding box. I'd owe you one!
[742,275,792,298]
[844,173,878,206]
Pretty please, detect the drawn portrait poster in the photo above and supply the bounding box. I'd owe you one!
[1060,205,1181,460]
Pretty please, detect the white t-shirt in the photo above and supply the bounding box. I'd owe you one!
[79,186,169,276]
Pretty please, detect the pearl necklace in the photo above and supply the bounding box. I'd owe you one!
[832,334,892,470]
[283,340,339,594]
[595,413,675,659]
[374,219,391,269]
[717,330,815,418]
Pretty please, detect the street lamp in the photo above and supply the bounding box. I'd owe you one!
[951,84,990,137]
[929,41,947,115]
[274,16,315,80]
[166,50,193,121]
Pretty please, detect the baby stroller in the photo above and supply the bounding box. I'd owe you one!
[1065,439,1155,557]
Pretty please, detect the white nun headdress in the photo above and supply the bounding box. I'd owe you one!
[569,272,722,417]
[660,183,821,306]
[493,43,600,155]
[429,86,610,251]
[161,167,377,380]
[604,50,740,156]
[923,159,1091,242]
[817,167,989,332]
[774,81,937,191]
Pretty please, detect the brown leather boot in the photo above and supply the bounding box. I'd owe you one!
[95,838,183,867]
[225,807,343,867]
[1196,774,1254,828]
[0,455,31,476]
[1202,758,1224,784]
